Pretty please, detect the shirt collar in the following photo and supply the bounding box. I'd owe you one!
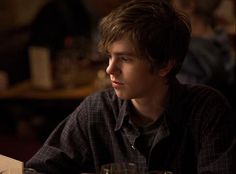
[113,78,187,132]
[114,100,131,131]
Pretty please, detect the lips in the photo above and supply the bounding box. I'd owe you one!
[111,80,124,88]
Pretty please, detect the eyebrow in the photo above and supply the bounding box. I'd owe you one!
[108,51,136,57]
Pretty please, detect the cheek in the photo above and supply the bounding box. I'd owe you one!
[127,67,151,85]
[122,60,152,83]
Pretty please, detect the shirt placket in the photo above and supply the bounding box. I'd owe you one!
[122,125,148,173]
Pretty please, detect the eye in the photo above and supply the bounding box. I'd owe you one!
[119,56,132,62]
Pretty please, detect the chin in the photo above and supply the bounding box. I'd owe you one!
[114,90,132,100]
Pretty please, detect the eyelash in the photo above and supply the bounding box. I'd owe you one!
[120,56,130,61]
[107,54,132,62]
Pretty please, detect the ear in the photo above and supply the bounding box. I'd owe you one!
[158,59,176,77]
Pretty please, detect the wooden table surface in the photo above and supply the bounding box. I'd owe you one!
[0,80,97,100]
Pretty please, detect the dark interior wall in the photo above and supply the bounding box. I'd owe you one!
[0,0,49,85]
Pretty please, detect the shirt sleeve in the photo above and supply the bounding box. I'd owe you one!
[25,99,95,174]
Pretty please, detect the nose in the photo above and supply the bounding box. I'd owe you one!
[106,58,120,75]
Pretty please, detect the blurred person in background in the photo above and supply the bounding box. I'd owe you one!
[215,0,235,38]
[170,0,235,105]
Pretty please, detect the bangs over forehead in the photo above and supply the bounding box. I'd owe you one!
[97,0,169,57]
[98,3,138,55]
[98,0,190,55]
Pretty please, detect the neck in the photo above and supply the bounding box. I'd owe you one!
[131,81,170,126]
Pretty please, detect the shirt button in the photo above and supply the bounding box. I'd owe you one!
[131,145,135,150]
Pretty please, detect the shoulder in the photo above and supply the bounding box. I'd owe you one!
[67,88,123,134]
[184,83,229,103]
[185,84,235,136]
[182,83,233,116]
[82,88,119,106]
[176,83,235,135]
[173,81,231,114]
[72,88,122,120]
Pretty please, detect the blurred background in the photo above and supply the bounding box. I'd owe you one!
[0,0,235,162]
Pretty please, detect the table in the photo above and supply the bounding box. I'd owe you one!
[0,80,98,141]
[0,80,96,100]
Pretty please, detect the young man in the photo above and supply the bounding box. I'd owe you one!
[26,0,235,173]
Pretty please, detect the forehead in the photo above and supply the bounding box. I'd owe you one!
[108,36,136,53]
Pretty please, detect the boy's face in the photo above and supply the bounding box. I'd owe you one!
[106,37,164,100]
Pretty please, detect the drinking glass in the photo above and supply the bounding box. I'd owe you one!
[24,168,38,174]
[146,171,173,174]
[100,162,138,174]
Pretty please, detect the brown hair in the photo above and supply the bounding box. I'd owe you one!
[98,0,191,80]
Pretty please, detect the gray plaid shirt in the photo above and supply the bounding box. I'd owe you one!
[26,80,236,174]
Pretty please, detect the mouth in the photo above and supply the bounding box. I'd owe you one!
[111,80,124,88]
